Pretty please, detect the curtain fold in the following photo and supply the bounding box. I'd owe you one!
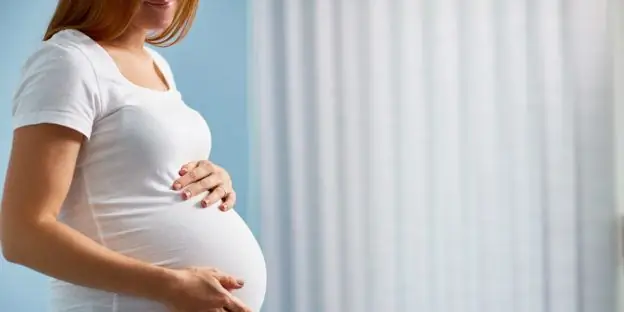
[612,0,624,309]
[250,1,618,311]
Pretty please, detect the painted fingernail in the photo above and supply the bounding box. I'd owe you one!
[179,168,187,175]
[201,200,208,208]
[173,182,182,190]
[220,203,228,211]
[182,190,191,200]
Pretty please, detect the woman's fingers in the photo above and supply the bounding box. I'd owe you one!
[178,161,199,176]
[181,174,222,200]
[212,273,245,290]
[173,160,214,190]
[223,296,252,312]
[201,186,229,209]
[199,267,245,289]
[174,160,236,211]
[220,191,237,211]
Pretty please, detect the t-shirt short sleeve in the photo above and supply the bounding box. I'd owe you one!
[12,42,100,139]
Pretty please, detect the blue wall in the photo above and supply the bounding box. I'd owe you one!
[0,1,250,311]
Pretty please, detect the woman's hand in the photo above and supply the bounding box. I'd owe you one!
[172,160,236,211]
[165,267,251,312]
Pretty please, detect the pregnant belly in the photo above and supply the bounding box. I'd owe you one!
[82,195,267,311]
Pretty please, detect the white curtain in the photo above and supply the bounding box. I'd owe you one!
[249,1,618,312]
[615,0,624,308]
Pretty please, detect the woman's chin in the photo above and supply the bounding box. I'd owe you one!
[145,23,174,35]
[139,17,175,33]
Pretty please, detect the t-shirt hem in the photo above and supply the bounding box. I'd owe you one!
[13,111,93,139]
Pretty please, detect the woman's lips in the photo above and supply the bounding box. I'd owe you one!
[144,0,174,8]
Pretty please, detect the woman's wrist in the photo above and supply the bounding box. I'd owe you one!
[144,266,184,304]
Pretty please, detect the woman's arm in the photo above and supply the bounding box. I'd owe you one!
[1,124,177,301]
[2,125,250,312]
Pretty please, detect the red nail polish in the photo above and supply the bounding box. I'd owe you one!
[182,191,191,200]
[179,169,187,175]
[201,201,207,208]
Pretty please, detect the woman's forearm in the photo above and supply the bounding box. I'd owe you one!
[2,219,178,303]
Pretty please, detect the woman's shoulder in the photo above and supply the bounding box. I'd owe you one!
[22,30,97,83]
[12,30,104,139]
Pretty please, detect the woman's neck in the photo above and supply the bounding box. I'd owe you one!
[102,26,147,53]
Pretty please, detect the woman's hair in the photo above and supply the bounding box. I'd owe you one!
[43,0,198,46]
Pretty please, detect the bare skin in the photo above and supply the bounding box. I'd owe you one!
[0,2,251,312]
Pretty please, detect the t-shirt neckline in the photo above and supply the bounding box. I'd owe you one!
[62,29,178,96]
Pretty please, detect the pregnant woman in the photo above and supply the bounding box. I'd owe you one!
[0,0,266,311]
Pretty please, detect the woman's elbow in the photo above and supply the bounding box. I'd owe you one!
[1,221,23,264]
[0,220,6,263]
[1,234,21,264]
[1,244,20,264]
[0,217,41,264]
[0,215,10,262]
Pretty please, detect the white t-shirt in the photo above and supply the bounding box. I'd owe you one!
[12,29,266,312]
